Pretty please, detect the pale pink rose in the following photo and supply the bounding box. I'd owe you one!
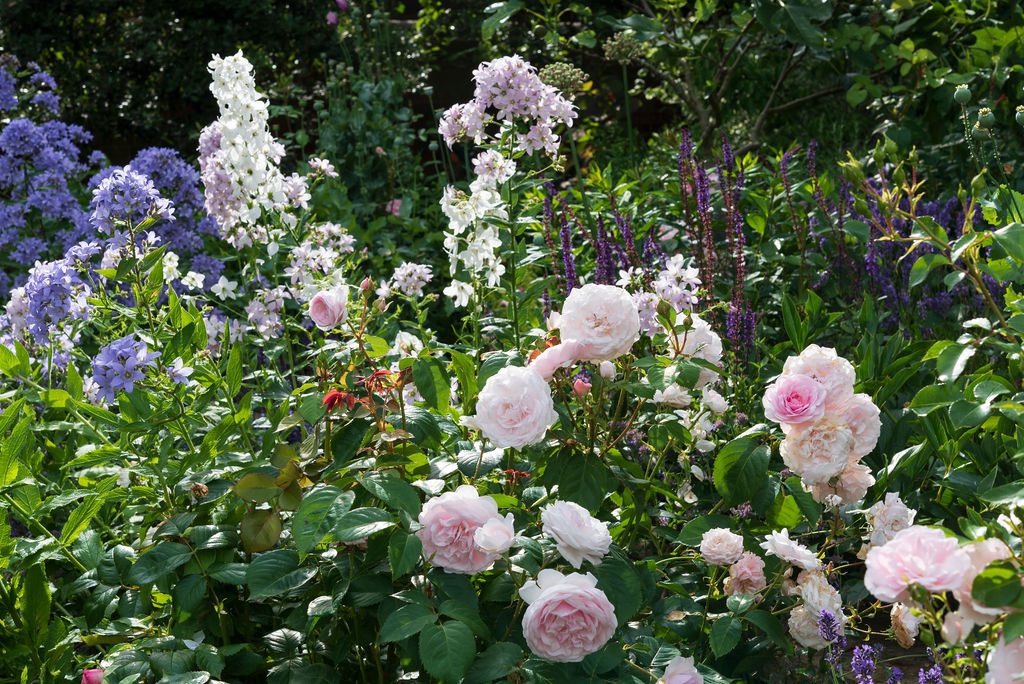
[680,314,723,387]
[541,501,612,569]
[473,513,516,555]
[702,387,728,414]
[788,605,830,650]
[780,419,854,485]
[572,377,591,397]
[865,493,916,547]
[809,460,875,506]
[834,393,881,457]
[725,552,767,596]
[797,570,842,616]
[417,485,506,574]
[598,361,615,379]
[941,610,975,644]
[461,366,557,448]
[864,526,971,603]
[81,671,103,684]
[658,655,702,684]
[557,284,640,362]
[308,285,349,330]
[762,374,826,426]
[700,528,745,566]
[529,340,585,380]
[519,569,617,662]
[760,529,821,570]
[385,198,402,216]
[952,538,1013,624]
[891,603,922,648]
[986,636,1024,684]
[782,345,856,410]
[652,384,691,408]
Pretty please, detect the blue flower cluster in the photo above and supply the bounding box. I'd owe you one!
[22,257,91,346]
[91,334,161,403]
[89,165,175,234]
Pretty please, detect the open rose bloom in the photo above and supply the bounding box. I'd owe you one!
[519,569,617,662]
[462,365,557,448]
[864,526,971,603]
[556,283,640,362]
[417,485,515,574]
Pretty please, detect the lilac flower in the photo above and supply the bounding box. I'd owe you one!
[23,257,91,345]
[558,210,578,293]
[817,608,842,644]
[391,263,433,297]
[167,358,194,386]
[91,334,161,403]
[89,165,175,233]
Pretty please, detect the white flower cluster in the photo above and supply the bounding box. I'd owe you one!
[632,254,701,338]
[283,222,356,301]
[199,51,306,248]
[439,183,507,303]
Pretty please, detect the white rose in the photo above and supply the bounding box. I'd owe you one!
[474,513,516,555]
[891,603,921,649]
[780,419,855,485]
[598,361,616,379]
[541,500,612,569]
[699,528,745,566]
[760,529,821,570]
[680,314,723,387]
[810,460,875,506]
[797,570,842,616]
[865,493,916,547]
[653,384,691,408]
[787,605,830,650]
[702,387,729,413]
[461,366,557,449]
[557,284,640,362]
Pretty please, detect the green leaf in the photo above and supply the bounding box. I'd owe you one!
[745,609,792,652]
[677,515,735,546]
[784,477,822,526]
[247,550,316,599]
[388,530,423,578]
[419,621,476,683]
[60,494,104,546]
[292,486,355,555]
[234,473,281,503]
[780,293,805,350]
[0,344,19,376]
[380,603,437,642]
[465,642,523,684]
[909,384,962,415]
[360,472,421,516]
[334,507,395,542]
[540,450,614,511]
[413,357,450,412]
[126,542,192,585]
[449,350,478,412]
[174,574,207,613]
[981,482,1024,504]
[908,253,950,288]
[20,564,50,642]
[226,344,242,395]
[710,616,742,658]
[994,223,1024,262]
[1004,612,1024,642]
[240,509,283,553]
[40,389,70,409]
[481,0,524,42]
[936,344,975,382]
[713,438,770,506]
[594,555,642,624]
[972,560,1022,608]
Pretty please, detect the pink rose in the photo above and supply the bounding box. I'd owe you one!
[725,552,767,596]
[658,655,702,684]
[941,610,975,644]
[700,528,745,566]
[417,485,509,574]
[762,374,827,426]
[782,345,856,410]
[541,501,611,569]
[529,340,585,381]
[557,284,640,362]
[952,539,1013,624]
[519,569,617,662]
[81,670,103,684]
[864,526,971,603]
[308,285,349,330]
[473,513,516,555]
[834,393,881,457]
[779,419,855,485]
[809,460,875,506]
[385,199,402,216]
[461,366,557,448]
[572,377,591,397]
[986,636,1024,684]
[865,493,916,547]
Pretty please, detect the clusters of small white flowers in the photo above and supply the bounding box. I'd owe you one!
[307,157,338,178]
[245,286,288,339]
[438,55,577,155]
[199,51,303,248]
[204,311,245,356]
[283,223,356,300]
[630,255,701,338]
[439,184,507,297]
[390,262,433,297]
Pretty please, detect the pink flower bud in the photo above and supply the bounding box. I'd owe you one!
[572,378,591,397]
[360,277,373,292]
[325,11,338,25]
[81,670,103,684]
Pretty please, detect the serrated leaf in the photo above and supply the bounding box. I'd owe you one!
[292,486,355,555]
[419,621,476,682]
[247,550,316,599]
[380,603,437,642]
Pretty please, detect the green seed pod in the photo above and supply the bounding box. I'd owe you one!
[973,122,991,140]
[978,107,995,128]
[954,84,971,105]
[1015,105,1024,126]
